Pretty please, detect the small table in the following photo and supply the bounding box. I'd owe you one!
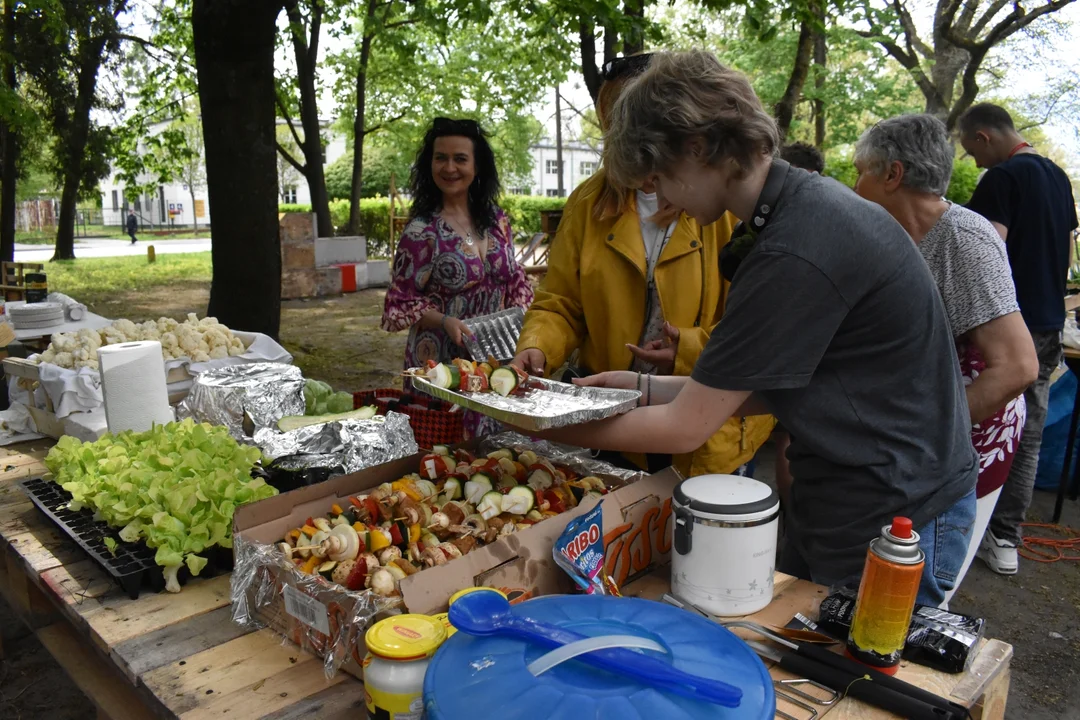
[6,300,111,343]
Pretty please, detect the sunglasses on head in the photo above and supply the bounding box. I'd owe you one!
[600,54,653,82]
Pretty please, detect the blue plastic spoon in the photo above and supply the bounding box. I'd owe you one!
[447,590,743,708]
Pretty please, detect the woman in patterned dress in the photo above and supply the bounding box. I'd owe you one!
[381,117,533,438]
[854,114,1039,605]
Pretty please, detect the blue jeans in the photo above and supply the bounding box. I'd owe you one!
[779,489,976,607]
[915,489,977,607]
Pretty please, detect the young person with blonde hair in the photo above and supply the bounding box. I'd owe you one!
[538,50,977,606]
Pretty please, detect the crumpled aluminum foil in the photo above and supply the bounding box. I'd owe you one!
[231,531,402,680]
[412,375,640,431]
[480,431,646,486]
[254,412,417,474]
[177,363,305,441]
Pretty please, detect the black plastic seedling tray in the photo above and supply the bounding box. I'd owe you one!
[19,477,232,599]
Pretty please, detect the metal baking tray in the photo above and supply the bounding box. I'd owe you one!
[463,307,525,363]
[411,375,640,431]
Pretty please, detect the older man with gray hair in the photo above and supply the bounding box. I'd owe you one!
[854,113,1038,599]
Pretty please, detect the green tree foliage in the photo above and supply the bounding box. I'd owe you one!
[19,0,130,259]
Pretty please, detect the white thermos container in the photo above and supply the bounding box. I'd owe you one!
[671,474,780,617]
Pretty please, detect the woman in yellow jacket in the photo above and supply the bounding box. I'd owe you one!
[512,55,774,477]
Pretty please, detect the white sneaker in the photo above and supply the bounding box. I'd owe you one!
[978,529,1018,575]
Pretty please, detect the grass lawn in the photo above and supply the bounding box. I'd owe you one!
[46,252,213,306]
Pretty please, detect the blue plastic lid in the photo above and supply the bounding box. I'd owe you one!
[423,595,775,720]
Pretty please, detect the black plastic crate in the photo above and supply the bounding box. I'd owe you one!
[19,477,233,599]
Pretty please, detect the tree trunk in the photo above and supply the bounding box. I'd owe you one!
[812,5,827,148]
[193,0,283,338]
[579,21,601,104]
[285,1,332,238]
[347,0,377,236]
[774,19,815,141]
[0,0,17,262]
[52,36,106,261]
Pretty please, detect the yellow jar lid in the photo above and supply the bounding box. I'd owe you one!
[432,612,457,638]
[365,614,447,660]
[449,586,508,605]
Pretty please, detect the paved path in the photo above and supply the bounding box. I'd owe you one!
[13,237,211,262]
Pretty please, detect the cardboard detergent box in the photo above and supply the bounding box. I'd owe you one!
[231,445,681,680]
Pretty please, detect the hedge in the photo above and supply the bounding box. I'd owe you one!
[280,194,570,257]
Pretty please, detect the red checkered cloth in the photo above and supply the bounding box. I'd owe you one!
[353,388,465,449]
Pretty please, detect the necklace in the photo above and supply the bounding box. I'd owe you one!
[1008,141,1033,159]
[464,230,474,246]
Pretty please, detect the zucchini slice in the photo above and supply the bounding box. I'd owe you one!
[317,560,338,580]
[464,473,493,505]
[489,366,520,397]
[477,491,505,521]
[278,406,377,432]
[503,486,536,516]
[428,363,460,389]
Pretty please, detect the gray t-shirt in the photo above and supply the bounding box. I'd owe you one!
[692,167,978,587]
[920,203,1020,339]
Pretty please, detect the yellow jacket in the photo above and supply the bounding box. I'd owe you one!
[516,172,775,477]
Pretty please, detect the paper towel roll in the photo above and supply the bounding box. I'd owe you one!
[98,341,175,433]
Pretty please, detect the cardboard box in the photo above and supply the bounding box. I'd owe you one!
[231,445,681,680]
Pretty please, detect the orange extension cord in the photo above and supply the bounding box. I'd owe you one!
[1019,523,1080,563]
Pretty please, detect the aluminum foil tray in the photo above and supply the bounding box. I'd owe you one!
[463,307,524,362]
[412,375,640,431]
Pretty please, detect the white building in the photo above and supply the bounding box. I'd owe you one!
[509,137,601,197]
[100,119,347,227]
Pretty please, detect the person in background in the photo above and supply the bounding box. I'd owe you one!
[382,117,533,438]
[854,113,1038,605]
[780,142,824,175]
[959,103,1079,575]
[543,50,977,607]
[512,53,774,478]
[127,210,139,245]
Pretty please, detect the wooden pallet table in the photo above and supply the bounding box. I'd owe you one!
[0,439,1012,719]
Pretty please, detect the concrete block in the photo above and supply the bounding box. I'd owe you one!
[316,235,367,266]
[282,242,315,270]
[279,212,316,246]
[281,269,318,300]
[364,260,391,288]
[316,266,343,296]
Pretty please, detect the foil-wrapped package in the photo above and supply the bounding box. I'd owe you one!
[413,376,640,431]
[177,363,305,441]
[253,412,418,474]
[231,531,401,679]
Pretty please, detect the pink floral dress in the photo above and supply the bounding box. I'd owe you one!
[381,208,533,438]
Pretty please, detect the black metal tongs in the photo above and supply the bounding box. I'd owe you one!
[662,594,972,720]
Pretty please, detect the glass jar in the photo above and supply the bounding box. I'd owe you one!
[363,614,447,720]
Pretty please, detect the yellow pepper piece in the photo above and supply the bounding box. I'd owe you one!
[369,528,391,552]
[408,524,421,544]
[287,529,302,541]
[391,479,422,502]
[300,555,320,574]
[330,503,344,516]
[300,524,319,537]
[353,521,366,532]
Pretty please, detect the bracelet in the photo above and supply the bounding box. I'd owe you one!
[636,372,643,406]
[440,314,449,332]
[646,374,652,407]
